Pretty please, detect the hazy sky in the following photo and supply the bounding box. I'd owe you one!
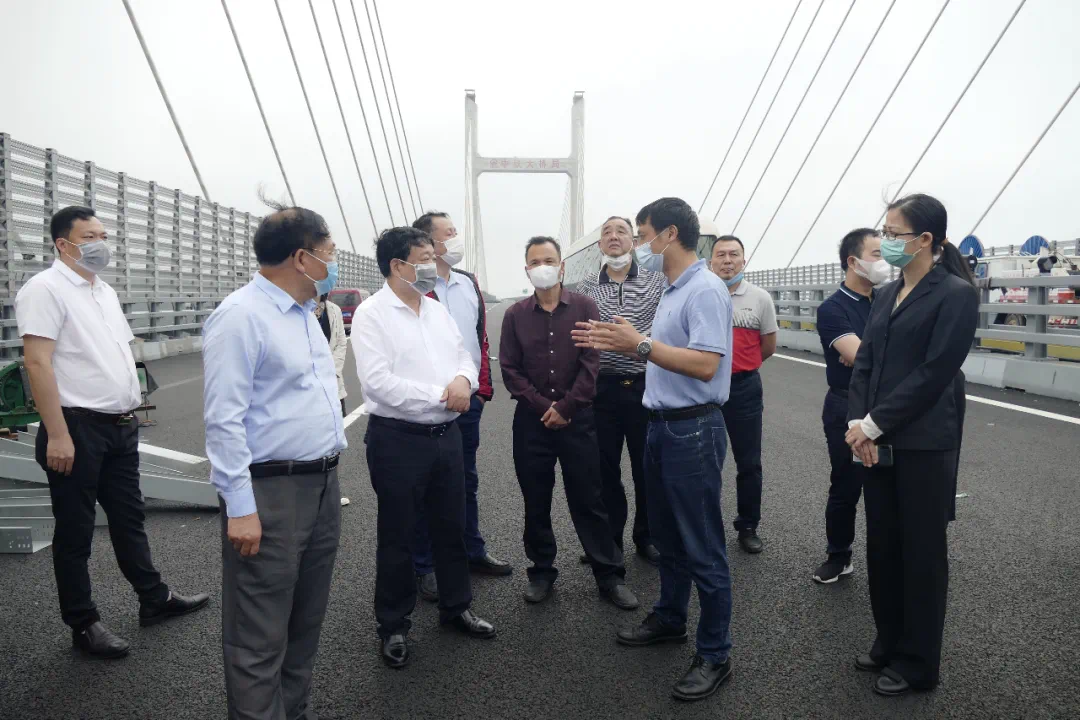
[4,0,1078,297]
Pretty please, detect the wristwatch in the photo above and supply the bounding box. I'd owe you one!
[636,336,653,361]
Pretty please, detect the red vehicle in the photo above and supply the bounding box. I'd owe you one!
[327,288,370,335]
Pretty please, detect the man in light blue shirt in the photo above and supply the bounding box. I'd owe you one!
[203,203,346,720]
[574,197,734,703]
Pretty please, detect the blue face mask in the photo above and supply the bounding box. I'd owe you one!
[724,271,744,288]
[881,237,920,268]
[303,251,339,296]
[634,229,672,273]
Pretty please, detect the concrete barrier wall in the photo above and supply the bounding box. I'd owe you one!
[775,328,1080,402]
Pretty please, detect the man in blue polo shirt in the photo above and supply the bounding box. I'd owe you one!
[575,197,734,703]
[813,228,885,584]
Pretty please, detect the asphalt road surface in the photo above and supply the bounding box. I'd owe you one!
[1,301,1077,719]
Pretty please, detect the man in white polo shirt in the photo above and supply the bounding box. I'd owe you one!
[710,235,777,555]
[16,206,208,660]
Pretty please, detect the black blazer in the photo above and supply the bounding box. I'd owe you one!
[848,264,978,451]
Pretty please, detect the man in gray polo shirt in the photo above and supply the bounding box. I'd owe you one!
[575,197,735,702]
[710,235,777,554]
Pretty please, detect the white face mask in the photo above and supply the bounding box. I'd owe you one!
[603,252,633,271]
[438,236,465,267]
[527,265,561,290]
[852,257,891,285]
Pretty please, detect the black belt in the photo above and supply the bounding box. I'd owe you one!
[648,403,722,422]
[599,373,645,388]
[63,407,136,425]
[369,414,454,437]
[250,454,339,478]
[732,369,760,380]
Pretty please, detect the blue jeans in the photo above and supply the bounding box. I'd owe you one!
[414,395,487,574]
[645,408,733,664]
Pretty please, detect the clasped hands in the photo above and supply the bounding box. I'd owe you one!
[439,375,473,413]
[571,316,643,356]
[845,423,878,466]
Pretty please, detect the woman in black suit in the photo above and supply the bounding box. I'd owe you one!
[845,193,978,697]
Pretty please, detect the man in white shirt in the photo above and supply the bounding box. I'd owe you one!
[353,226,497,670]
[16,206,208,660]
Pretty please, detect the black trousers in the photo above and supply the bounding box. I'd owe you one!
[863,448,955,689]
[365,416,472,639]
[36,410,168,631]
[721,369,764,531]
[822,388,864,557]
[593,374,650,550]
[511,404,625,587]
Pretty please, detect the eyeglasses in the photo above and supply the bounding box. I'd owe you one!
[880,231,919,243]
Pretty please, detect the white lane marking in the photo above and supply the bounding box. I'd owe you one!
[156,376,202,391]
[343,405,368,429]
[775,353,826,368]
[138,443,208,464]
[773,354,1080,425]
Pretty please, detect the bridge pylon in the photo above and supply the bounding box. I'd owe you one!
[463,90,584,290]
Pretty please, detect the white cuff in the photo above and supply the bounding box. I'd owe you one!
[860,414,884,441]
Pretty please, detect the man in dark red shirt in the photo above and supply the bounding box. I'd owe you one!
[499,236,638,610]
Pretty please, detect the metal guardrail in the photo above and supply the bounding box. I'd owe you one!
[0,132,384,360]
[751,273,1080,361]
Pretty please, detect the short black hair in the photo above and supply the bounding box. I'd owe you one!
[252,208,332,266]
[603,216,633,232]
[412,211,450,235]
[635,197,699,251]
[525,236,561,261]
[50,206,96,244]
[839,228,878,270]
[715,234,744,252]
[376,226,434,276]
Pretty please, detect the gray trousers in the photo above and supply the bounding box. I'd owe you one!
[220,469,341,720]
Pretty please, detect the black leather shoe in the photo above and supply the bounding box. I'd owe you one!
[139,591,210,627]
[523,579,553,604]
[448,610,496,639]
[873,670,911,696]
[636,544,661,566]
[855,653,884,672]
[599,583,640,610]
[469,553,513,576]
[417,573,438,603]
[672,656,733,701]
[738,529,763,554]
[381,634,409,669]
[72,621,130,659]
[616,612,687,647]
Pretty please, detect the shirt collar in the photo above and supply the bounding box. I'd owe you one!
[669,259,707,290]
[731,279,749,296]
[254,272,314,314]
[531,286,571,310]
[437,270,466,288]
[52,259,92,287]
[839,282,871,303]
[598,257,639,284]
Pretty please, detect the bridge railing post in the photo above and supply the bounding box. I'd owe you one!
[1026,284,1048,359]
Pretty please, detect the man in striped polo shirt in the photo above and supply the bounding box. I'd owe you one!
[577,216,667,565]
[710,235,777,554]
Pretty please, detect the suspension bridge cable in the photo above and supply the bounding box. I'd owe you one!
[782,0,952,269]
[698,0,804,214]
[307,0,379,240]
[121,0,211,201]
[363,0,417,219]
[730,0,857,236]
[273,0,355,251]
[219,0,294,206]
[872,0,1028,229]
[712,0,827,222]
[967,77,1080,237]
[745,0,898,267]
[348,0,408,220]
[332,0,396,224]
[372,0,424,212]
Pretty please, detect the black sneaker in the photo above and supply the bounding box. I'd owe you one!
[813,555,853,584]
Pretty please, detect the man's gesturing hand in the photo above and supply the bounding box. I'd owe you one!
[572,317,643,355]
[440,375,473,413]
[228,513,262,557]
